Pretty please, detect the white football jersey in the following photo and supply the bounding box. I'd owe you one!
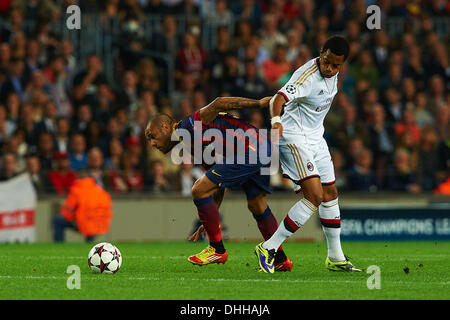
[277,57,338,145]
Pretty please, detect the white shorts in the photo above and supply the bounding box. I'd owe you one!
[279,135,336,192]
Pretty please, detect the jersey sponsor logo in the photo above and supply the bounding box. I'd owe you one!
[286,84,297,94]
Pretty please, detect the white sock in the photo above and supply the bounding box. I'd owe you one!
[263,198,317,251]
[319,198,346,262]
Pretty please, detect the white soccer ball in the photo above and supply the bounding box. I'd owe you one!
[88,242,122,274]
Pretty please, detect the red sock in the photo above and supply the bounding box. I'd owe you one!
[253,207,283,252]
[193,196,222,243]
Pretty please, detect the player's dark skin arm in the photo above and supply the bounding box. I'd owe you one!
[199,96,271,124]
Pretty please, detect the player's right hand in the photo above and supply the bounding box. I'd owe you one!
[188,224,206,242]
[271,122,283,143]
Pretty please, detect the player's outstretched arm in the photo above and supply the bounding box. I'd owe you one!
[199,96,271,124]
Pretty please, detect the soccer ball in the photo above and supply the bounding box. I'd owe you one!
[88,242,122,274]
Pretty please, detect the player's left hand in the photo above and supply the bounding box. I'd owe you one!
[188,224,206,242]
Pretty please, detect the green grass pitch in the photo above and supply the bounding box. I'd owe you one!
[1,241,449,300]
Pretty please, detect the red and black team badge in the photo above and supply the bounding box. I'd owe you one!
[307,161,314,171]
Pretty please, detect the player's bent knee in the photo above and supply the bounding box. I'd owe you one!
[305,192,323,208]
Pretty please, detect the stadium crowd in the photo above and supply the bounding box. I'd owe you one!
[0,0,448,196]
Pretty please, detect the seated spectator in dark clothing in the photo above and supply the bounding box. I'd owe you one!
[55,117,70,152]
[48,151,77,195]
[26,154,50,193]
[79,147,110,190]
[104,138,123,171]
[386,148,421,193]
[233,59,269,103]
[32,100,58,138]
[36,131,55,171]
[149,14,180,59]
[109,153,144,193]
[383,87,404,125]
[146,159,171,193]
[417,127,441,191]
[347,148,378,192]
[368,104,395,187]
[0,57,26,103]
[71,104,92,136]
[0,152,19,181]
[71,54,108,107]
[336,104,371,150]
[68,133,88,171]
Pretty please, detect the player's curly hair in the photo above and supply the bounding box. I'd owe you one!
[321,36,350,60]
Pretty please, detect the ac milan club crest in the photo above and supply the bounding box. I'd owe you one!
[307,162,314,171]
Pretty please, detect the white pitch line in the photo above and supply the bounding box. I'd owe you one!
[0,275,448,286]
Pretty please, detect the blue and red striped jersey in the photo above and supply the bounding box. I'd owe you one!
[174,110,270,170]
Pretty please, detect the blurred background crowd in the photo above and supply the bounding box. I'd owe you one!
[0,0,448,196]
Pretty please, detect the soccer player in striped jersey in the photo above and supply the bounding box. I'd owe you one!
[144,96,292,271]
[255,36,362,273]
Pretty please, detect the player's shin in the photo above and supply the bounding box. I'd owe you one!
[319,197,345,262]
[193,196,225,253]
[263,198,317,251]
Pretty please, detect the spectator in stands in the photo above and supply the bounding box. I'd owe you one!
[347,148,378,192]
[262,43,290,89]
[0,104,16,146]
[0,57,26,102]
[413,91,434,128]
[71,54,108,107]
[233,59,268,103]
[0,152,18,181]
[175,32,207,84]
[147,159,172,193]
[72,104,92,136]
[105,138,123,171]
[384,87,404,125]
[68,133,88,171]
[387,148,422,193]
[368,103,395,187]
[434,104,449,141]
[394,108,422,145]
[48,151,77,195]
[260,14,287,55]
[207,0,233,28]
[418,126,441,191]
[54,117,70,152]
[116,70,139,114]
[80,147,109,190]
[33,100,57,138]
[36,131,55,171]
[26,154,48,193]
[336,104,371,150]
[110,153,144,193]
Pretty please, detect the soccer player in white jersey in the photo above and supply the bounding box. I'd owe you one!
[254,36,362,273]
